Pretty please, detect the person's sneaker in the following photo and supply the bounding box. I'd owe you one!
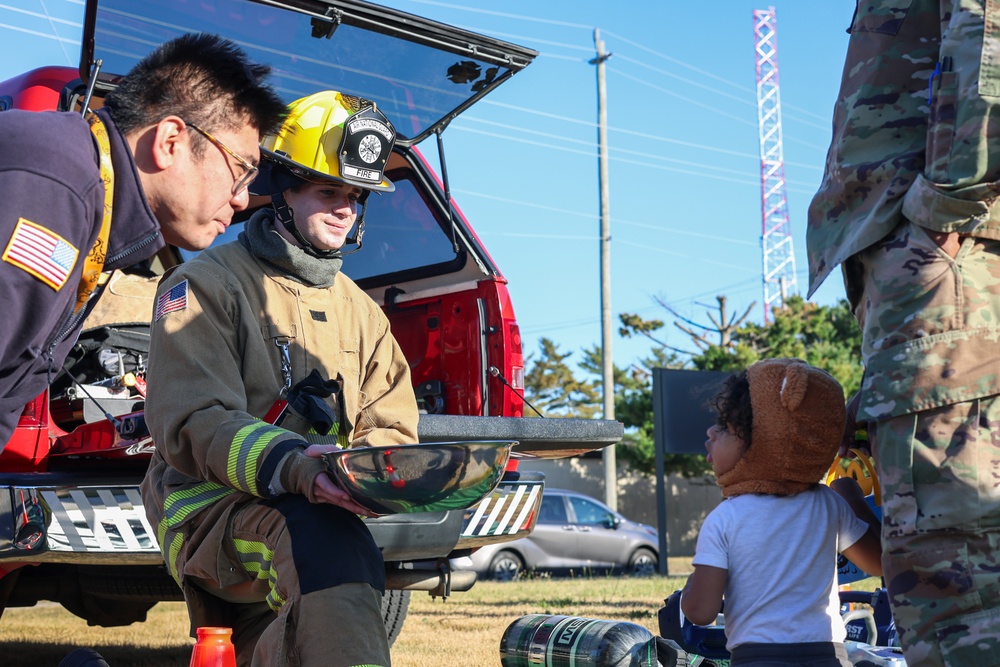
[655,637,689,667]
[57,648,111,667]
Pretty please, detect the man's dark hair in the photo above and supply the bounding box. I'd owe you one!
[713,370,753,447]
[104,33,286,147]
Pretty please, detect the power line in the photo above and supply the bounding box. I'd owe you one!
[0,3,80,27]
[614,240,759,274]
[520,277,765,339]
[453,121,819,185]
[472,99,813,168]
[37,0,74,66]
[399,0,594,30]
[608,67,828,152]
[451,125,820,193]
[601,28,830,123]
[393,1,831,154]
[4,0,837,364]
[477,85,829,174]
[451,189,758,246]
[398,0,829,123]
[612,53,828,131]
[515,267,832,343]
[460,115,823,172]
[0,19,78,44]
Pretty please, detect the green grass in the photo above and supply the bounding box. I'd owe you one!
[0,561,882,667]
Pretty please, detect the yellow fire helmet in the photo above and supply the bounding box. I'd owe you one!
[255,90,396,195]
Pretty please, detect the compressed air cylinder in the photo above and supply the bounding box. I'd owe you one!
[500,614,659,667]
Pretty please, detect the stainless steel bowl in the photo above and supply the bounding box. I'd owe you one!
[323,440,515,515]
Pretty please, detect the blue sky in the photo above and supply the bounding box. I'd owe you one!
[0,0,853,372]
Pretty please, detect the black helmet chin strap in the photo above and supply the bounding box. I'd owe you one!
[270,188,372,259]
[271,191,339,259]
[338,191,370,257]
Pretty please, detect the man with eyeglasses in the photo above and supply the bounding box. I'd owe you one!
[186,121,261,197]
[0,33,286,453]
[140,90,418,667]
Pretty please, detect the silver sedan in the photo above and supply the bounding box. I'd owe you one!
[455,488,659,581]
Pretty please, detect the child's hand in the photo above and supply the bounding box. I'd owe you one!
[831,476,883,576]
[680,565,726,626]
[829,475,866,505]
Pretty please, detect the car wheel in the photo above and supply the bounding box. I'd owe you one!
[489,550,524,581]
[628,547,657,577]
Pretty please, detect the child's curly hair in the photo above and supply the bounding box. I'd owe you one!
[713,370,753,447]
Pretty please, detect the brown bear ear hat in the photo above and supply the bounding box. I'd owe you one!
[715,358,846,498]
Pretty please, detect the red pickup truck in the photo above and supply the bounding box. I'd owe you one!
[0,0,623,644]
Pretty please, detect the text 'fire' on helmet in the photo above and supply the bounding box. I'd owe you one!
[252,90,397,196]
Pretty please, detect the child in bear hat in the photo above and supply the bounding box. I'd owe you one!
[680,358,882,667]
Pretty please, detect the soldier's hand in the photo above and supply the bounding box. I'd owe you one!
[926,229,961,259]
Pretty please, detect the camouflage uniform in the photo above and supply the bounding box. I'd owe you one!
[807,2,1000,665]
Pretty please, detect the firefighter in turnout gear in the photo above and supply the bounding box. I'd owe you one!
[141,91,419,667]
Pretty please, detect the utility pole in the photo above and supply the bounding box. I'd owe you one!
[590,29,617,511]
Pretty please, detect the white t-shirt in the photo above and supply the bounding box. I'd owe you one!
[691,485,869,649]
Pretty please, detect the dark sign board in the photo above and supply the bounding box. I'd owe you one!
[651,368,730,573]
[653,368,730,455]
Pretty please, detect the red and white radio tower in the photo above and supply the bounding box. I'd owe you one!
[753,6,797,323]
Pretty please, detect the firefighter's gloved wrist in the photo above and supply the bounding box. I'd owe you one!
[279,449,327,502]
[268,451,295,496]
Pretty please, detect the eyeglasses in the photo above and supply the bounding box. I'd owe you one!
[185,121,259,195]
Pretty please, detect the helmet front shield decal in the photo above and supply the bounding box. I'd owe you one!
[339,105,396,191]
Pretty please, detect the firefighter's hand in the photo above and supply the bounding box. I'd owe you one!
[303,444,380,517]
[311,473,379,517]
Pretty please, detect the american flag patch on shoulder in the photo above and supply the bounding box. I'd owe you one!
[155,279,189,321]
[2,218,79,290]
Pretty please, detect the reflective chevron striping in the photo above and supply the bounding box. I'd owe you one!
[461,482,542,537]
[40,486,160,553]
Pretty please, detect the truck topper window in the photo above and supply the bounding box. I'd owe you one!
[87,0,531,144]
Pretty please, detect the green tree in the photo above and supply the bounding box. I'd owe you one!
[611,295,864,477]
[734,295,863,395]
[523,337,600,418]
[576,341,713,477]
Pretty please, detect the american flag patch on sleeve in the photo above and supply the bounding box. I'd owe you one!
[155,279,189,321]
[2,218,79,291]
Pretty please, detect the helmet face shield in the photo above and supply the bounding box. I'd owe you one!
[252,91,397,196]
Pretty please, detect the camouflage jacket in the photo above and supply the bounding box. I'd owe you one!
[807,0,1000,297]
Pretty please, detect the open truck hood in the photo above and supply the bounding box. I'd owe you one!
[80,0,537,146]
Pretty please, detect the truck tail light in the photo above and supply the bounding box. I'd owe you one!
[510,366,524,390]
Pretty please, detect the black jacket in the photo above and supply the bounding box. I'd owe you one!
[0,108,163,448]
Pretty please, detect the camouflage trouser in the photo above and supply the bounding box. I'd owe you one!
[845,221,1000,666]
[877,408,1000,667]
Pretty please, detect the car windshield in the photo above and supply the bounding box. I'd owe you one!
[87,0,534,143]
